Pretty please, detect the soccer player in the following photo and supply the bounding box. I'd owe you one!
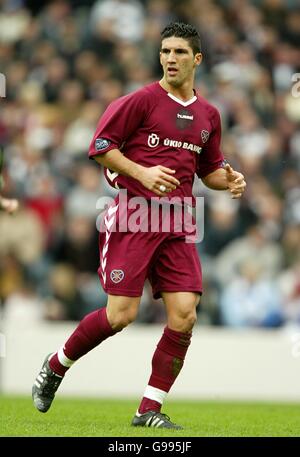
[32,22,246,429]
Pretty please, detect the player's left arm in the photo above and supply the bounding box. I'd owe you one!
[201,163,246,199]
[196,108,246,199]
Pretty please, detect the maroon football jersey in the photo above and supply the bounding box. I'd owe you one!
[89,82,224,200]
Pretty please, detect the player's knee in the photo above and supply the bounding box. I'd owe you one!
[170,309,197,333]
[183,310,197,330]
[106,295,140,330]
[183,296,200,329]
[109,311,137,331]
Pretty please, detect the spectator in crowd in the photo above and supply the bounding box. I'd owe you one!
[0,195,19,214]
[220,259,284,327]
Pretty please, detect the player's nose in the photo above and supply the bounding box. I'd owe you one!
[167,51,176,62]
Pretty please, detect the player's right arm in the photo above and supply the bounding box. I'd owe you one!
[93,149,179,197]
[89,90,179,196]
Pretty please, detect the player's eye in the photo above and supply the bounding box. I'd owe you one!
[161,49,170,54]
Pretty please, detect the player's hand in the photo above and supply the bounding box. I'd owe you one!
[0,197,19,214]
[224,164,246,199]
[138,165,180,196]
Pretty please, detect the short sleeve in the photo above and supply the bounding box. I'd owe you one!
[89,90,148,159]
[196,108,225,179]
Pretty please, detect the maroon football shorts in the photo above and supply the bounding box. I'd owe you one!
[97,194,202,298]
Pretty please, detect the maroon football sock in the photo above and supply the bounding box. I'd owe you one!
[49,307,116,376]
[138,326,192,414]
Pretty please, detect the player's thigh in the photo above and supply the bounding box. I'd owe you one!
[162,291,200,332]
[106,294,141,327]
[149,237,202,299]
[99,210,165,297]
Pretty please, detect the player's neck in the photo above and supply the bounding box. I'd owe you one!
[159,79,195,102]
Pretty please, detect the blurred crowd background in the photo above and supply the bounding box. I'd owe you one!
[0,0,299,327]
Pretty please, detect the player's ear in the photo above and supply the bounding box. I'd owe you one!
[194,53,202,66]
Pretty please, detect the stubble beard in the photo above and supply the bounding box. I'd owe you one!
[166,74,183,88]
[165,65,192,89]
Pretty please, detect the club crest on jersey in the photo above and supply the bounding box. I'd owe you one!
[110,269,125,283]
[148,133,160,148]
[201,130,210,143]
[95,138,110,151]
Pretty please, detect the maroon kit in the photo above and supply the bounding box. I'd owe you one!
[89,82,224,298]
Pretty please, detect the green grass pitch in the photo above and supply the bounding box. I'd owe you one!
[1,396,300,437]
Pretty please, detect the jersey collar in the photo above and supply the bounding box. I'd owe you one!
[167,92,197,107]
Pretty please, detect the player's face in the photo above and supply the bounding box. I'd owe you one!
[160,37,202,88]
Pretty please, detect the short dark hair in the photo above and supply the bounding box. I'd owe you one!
[161,22,201,55]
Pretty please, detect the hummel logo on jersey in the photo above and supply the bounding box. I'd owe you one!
[201,130,210,143]
[148,133,160,148]
[110,269,125,283]
[177,113,193,120]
